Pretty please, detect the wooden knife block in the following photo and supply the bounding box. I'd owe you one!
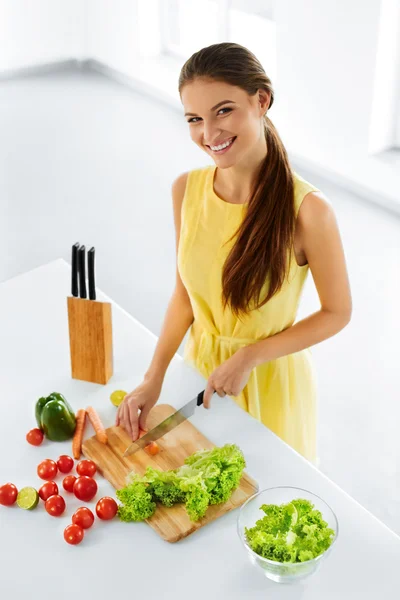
[67,296,113,385]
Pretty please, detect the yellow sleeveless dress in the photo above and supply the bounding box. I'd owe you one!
[177,164,321,464]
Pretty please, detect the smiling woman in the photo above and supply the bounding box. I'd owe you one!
[175,43,351,464]
[117,42,352,466]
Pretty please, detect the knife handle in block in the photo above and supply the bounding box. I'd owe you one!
[67,296,113,385]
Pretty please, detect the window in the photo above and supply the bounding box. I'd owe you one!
[159,0,276,81]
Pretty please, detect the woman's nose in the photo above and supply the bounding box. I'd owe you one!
[202,121,220,145]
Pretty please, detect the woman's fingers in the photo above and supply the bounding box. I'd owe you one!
[128,402,140,441]
[122,402,132,439]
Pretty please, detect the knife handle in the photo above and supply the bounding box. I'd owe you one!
[78,245,87,299]
[88,247,96,301]
[197,391,205,406]
[71,242,79,297]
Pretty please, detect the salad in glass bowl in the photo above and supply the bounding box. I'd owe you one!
[237,486,338,584]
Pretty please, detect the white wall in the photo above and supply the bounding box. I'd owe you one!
[272,0,400,211]
[0,0,399,210]
[0,0,85,72]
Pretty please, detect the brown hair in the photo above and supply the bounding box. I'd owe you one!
[179,42,295,321]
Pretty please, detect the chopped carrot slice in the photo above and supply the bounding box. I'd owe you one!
[145,441,160,456]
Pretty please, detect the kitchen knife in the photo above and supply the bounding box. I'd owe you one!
[78,245,87,299]
[71,242,80,297]
[123,389,215,457]
[88,247,96,301]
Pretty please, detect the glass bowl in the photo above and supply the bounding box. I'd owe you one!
[237,486,339,584]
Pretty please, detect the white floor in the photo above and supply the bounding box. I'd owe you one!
[1,64,399,536]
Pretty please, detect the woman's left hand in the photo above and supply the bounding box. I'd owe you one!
[203,347,253,408]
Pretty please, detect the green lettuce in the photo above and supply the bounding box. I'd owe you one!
[116,443,246,522]
[245,498,335,563]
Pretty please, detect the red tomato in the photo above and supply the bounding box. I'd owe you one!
[73,476,97,502]
[72,507,95,529]
[26,428,44,446]
[64,523,84,545]
[57,455,74,474]
[96,497,118,520]
[37,459,58,481]
[45,494,66,517]
[76,460,97,477]
[39,481,58,501]
[0,483,18,506]
[63,475,77,493]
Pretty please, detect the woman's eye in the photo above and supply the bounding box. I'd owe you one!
[187,107,232,124]
[218,107,232,115]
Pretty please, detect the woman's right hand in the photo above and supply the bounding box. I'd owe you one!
[115,378,162,441]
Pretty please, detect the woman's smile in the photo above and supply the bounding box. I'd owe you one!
[206,136,237,154]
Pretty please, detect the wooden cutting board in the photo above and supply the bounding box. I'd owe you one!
[82,404,258,542]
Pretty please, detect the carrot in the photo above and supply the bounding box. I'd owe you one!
[72,409,87,460]
[86,406,108,444]
[145,441,160,456]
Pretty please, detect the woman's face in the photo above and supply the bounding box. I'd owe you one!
[181,78,270,168]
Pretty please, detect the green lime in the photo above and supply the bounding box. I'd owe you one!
[286,502,298,526]
[17,487,39,510]
[110,390,127,407]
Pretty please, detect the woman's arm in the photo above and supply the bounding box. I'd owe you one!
[241,191,352,369]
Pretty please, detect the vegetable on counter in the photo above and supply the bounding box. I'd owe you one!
[45,494,66,517]
[63,475,77,493]
[64,523,84,545]
[35,393,76,442]
[72,409,87,460]
[116,443,246,523]
[244,499,335,563]
[76,460,97,478]
[96,497,118,520]
[39,481,59,501]
[0,483,18,506]
[73,476,97,502]
[57,455,74,474]
[86,406,108,444]
[72,507,95,529]
[37,459,58,481]
[26,428,44,446]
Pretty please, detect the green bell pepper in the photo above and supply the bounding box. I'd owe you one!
[35,392,76,441]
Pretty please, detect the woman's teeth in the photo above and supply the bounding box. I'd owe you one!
[209,137,236,154]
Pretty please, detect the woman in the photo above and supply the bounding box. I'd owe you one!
[116,43,352,465]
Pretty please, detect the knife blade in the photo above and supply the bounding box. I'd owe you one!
[78,245,87,299]
[88,247,96,301]
[71,242,80,297]
[123,389,214,457]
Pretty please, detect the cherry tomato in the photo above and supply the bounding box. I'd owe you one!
[96,497,118,520]
[72,507,95,529]
[76,460,97,478]
[39,481,58,501]
[62,475,77,493]
[73,476,97,502]
[26,428,44,446]
[37,459,58,481]
[0,483,18,506]
[64,523,84,545]
[45,494,66,517]
[57,455,74,474]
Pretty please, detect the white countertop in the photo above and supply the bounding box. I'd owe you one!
[0,259,398,599]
